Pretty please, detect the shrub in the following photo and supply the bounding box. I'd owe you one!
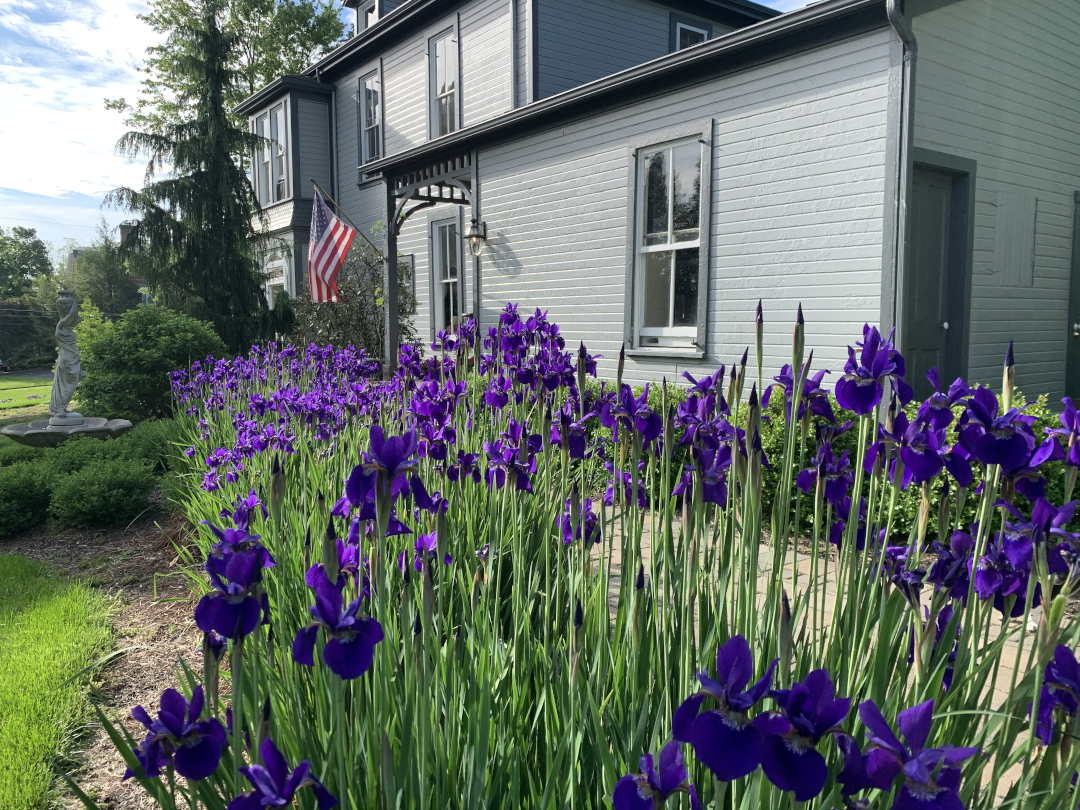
[0,463,51,537]
[0,441,42,468]
[120,419,182,475]
[43,435,127,478]
[77,305,227,421]
[48,459,156,528]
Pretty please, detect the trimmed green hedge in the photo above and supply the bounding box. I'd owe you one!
[0,419,181,537]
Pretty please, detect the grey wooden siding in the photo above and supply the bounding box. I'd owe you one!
[383,30,428,155]
[297,100,331,200]
[398,208,469,343]
[473,30,894,383]
[461,0,514,126]
[534,0,731,99]
[330,67,387,246]
[514,0,530,105]
[913,0,1080,400]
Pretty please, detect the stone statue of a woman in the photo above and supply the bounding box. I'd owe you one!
[49,290,86,425]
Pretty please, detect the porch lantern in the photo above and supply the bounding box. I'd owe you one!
[464,219,487,256]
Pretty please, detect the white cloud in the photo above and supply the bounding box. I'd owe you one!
[0,0,157,206]
[767,0,820,11]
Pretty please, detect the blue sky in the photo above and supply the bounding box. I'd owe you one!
[0,0,814,258]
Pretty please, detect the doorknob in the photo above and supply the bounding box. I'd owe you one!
[942,321,949,331]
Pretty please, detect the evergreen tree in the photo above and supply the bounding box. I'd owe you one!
[109,0,285,352]
[107,0,346,135]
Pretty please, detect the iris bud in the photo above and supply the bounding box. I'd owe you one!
[322,519,338,585]
[616,342,625,393]
[1003,340,1015,412]
[269,456,285,523]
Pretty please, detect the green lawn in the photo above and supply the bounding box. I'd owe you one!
[0,385,51,410]
[0,555,110,808]
[0,374,51,391]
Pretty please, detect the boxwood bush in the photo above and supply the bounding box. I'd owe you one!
[0,464,51,537]
[47,459,157,528]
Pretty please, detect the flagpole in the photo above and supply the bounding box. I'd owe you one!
[310,179,384,258]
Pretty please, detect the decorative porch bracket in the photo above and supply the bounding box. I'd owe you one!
[390,153,473,236]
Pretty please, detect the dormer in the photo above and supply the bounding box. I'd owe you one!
[341,0,409,37]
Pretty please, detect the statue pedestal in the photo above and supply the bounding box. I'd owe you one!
[2,418,133,448]
[48,412,85,427]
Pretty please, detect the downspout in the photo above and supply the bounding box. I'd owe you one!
[886,0,916,347]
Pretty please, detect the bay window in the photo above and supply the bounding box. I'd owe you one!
[254,102,289,204]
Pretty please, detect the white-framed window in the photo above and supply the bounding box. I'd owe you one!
[356,1,377,33]
[634,138,703,348]
[255,103,289,204]
[676,22,708,49]
[255,114,271,205]
[429,29,458,138]
[399,254,416,314]
[360,71,381,165]
[431,218,462,335]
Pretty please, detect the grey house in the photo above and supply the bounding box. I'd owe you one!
[237,0,1080,401]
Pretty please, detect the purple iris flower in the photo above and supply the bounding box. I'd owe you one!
[125,685,226,781]
[926,531,974,600]
[797,443,852,506]
[601,384,662,443]
[898,423,973,489]
[483,439,535,493]
[345,426,420,508]
[612,740,702,810]
[672,446,731,506]
[1033,645,1080,744]
[201,523,270,559]
[398,532,452,571]
[561,497,601,545]
[958,386,1037,471]
[916,368,969,430]
[604,461,647,509]
[834,325,913,415]
[447,450,481,484]
[858,699,977,810]
[973,531,1039,617]
[759,669,850,801]
[829,497,869,552]
[228,737,338,810]
[765,363,835,424]
[223,490,267,532]
[194,547,273,641]
[292,568,384,680]
[1046,397,1080,467]
[672,635,778,782]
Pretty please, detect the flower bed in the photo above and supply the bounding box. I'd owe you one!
[92,304,1080,810]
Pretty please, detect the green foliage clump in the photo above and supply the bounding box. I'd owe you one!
[0,464,51,537]
[0,226,51,299]
[77,305,226,420]
[0,441,42,468]
[44,435,129,478]
[48,459,157,528]
[0,554,110,808]
[120,419,183,475]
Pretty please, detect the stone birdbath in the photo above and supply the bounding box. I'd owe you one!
[1,291,133,448]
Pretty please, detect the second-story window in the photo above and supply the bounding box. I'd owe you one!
[256,103,289,204]
[360,71,381,164]
[429,29,458,138]
[271,104,287,200]
[676,23,708,49]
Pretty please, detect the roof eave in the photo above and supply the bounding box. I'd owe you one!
[234,75,333,116]
[361,0,888,176]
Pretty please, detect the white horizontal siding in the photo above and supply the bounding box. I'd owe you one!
[475,30,894,384]
[913,0,1080,400]
[297,100,331,200]
[383,30,429,155]
[514,0,529,105]
[461,0,513,126]
[331,69,387,247]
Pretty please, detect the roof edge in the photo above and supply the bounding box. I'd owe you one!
[361,0,887,175]
[235,75,333,116]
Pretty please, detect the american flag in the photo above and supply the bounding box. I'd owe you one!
[307,188,356,303]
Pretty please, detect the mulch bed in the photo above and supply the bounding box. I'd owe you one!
[2,500,201,809]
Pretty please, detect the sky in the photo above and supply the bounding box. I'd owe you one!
[0,0,815,259]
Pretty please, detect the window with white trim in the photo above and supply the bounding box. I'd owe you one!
[255,103,289,204]
[360,71,381,164]
[429,29,458,138]
[432,219,462,334]
[635,138,703,348]
[676,22,708,49]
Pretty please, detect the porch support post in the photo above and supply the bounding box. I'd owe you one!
[384,174,400,373]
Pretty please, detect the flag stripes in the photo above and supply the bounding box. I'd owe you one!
[308,188,356,303]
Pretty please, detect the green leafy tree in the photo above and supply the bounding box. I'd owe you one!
[107,0,347,135]
[72,219,143,315]
[109,0,287,352]
[0,227,51,298]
